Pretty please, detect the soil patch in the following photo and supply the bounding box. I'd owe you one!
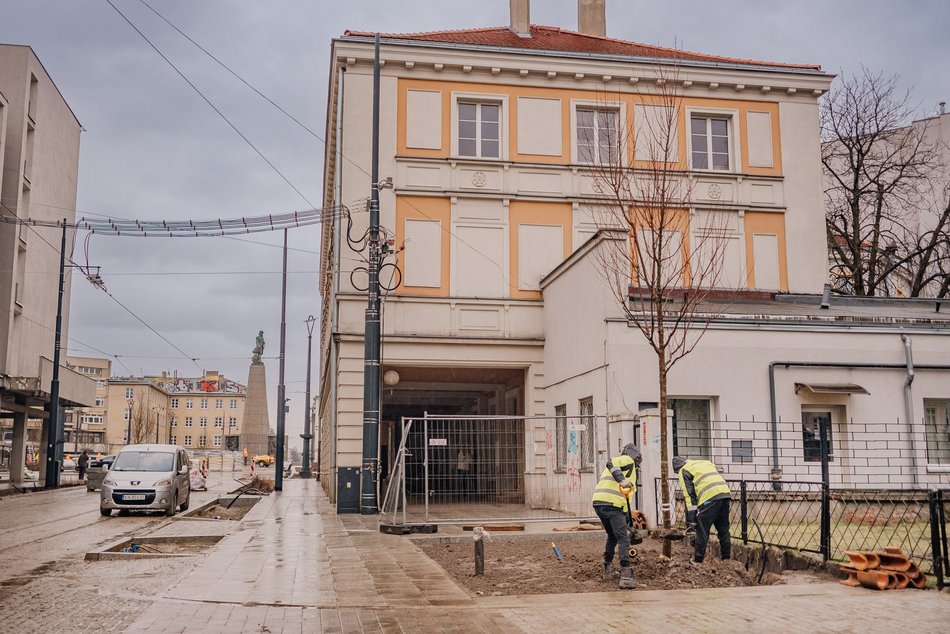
[419,534,767,595]
[190,502,252,520]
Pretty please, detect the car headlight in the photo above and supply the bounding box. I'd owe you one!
[155,477,172,487]
[103,475,115,486]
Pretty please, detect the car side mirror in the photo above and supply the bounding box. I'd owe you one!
[180,465,189,475]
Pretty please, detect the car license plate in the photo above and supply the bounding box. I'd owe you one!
[123,494,146,501]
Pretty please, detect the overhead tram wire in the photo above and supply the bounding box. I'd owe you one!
[128,4,517,290]
[104,0,316,209]
[0,210,203,373]
[0,206,347,237]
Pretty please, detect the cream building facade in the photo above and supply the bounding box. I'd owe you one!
[0,45,94,484]
[151,371,247,452]
[319,0,842,504]
[64,355,111,453]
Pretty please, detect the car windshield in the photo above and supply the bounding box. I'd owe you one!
[111,451,175,472]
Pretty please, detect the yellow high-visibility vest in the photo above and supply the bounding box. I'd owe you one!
[591,454,637,512]
[678,459,730,508]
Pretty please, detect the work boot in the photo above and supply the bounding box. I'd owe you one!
[618,566,636,589]
[602,562,618,581]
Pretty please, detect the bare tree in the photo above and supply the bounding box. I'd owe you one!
[822,69,947,297]
[585,70,739,554]
[130,401,156,444]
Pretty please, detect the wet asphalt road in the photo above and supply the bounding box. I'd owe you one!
[0,472,235,583]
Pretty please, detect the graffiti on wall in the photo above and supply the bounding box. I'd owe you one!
[566,424,581,492]
[155,377,246,395]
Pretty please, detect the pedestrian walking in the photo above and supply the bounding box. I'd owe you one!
[672,456,731,564]
[591,443,641,589]
[77,450,90,480]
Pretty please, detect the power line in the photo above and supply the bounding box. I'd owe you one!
[124,5,514,289]
[0,204,203,372]
[104,0,316,208]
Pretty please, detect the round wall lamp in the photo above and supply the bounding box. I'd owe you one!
[383,370,400,386]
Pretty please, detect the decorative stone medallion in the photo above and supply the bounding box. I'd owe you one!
[471,171,487,188]
[707,183,723,200]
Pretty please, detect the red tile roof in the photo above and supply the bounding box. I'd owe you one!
[343,25,821,71]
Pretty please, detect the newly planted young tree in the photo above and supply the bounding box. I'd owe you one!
[822,69,947,297]
[584,71,739,554]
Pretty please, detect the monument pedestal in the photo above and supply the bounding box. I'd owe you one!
[240,361,271,457]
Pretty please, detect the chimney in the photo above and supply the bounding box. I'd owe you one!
[940,101,946,115]
[578,0,606,37]
[509,0,531,38]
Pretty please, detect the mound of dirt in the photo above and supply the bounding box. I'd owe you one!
[418,535,761,595]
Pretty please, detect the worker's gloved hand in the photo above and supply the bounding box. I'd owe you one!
[685,508,698,533]
[619,479,633,492]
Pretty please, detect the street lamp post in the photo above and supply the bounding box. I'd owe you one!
[126,398,134,445]
[301,315,316,479]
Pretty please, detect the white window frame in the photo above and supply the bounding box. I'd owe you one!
[184,417,193,427]
[215,398,223,409]
[686,107,740,173]
[451,92,508,160]
[571,100,624,166]
[170,398,179,409]
[214,416,223,428]
[200,417,207,427]
[95,398,104,407]
[125,387,134,399]
[184,435,192,447]
[229,417,237,428]
[924,399,950,470]
[230,399,238,410]
[170,435,177,445]
[198,436,207,448]
[213,435,222,447]
[185,399,193,409]
[200,398,208,409]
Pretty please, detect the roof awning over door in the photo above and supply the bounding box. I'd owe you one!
[794,382,870,395]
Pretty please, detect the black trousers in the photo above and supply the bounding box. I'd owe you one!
[594,504,630,568]
[694,497,731,563]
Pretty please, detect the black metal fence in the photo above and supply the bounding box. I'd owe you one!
[656,477,950,582]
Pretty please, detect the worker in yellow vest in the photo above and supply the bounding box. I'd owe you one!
[591,443,641,589]
[672,456,732,563]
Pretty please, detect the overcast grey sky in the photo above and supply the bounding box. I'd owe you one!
[2,0,946,449]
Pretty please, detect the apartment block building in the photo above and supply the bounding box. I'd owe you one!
[64,355,111,452]
[319,1,949,510]
[150,371,247,452]
[0,45,94,483]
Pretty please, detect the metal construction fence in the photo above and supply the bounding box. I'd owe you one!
[672,417,949,490]
[381,414,607,525]
[656,477,950,582]
[187,450,244,473]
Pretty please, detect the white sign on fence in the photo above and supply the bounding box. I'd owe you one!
[428,438,447,446]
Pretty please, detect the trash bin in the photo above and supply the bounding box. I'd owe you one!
[337,467,360,513]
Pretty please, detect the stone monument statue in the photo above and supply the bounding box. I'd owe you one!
[252,330,265,364]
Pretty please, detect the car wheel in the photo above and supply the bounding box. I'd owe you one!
[258,460,267,467]
[100,508,111,517]
[180,491,190,511]
[166,493,177,517]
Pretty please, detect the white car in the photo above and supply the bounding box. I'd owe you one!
[100,444,191,517]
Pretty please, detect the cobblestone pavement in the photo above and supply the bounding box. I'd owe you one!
[2,478,947,633]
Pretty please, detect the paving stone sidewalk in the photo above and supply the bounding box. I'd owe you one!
[126,479,949,633]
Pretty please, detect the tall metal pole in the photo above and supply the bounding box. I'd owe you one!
[127,398,133,444]
[301,315,316,478]
[275,228,288,491]
[44,219,67,488]
[314,395,321,481]
[360,33,382,514]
